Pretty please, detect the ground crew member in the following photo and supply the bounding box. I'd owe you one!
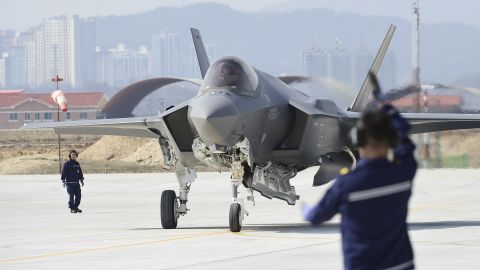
[61,149,85,213]
[303,102,417,270]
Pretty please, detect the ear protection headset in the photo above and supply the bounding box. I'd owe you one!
[349,121,367,148]
[349,112,399,149]
[68,149,78,159]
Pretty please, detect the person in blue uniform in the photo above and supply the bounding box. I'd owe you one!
[61,149,85,213]
[303,102,417,270]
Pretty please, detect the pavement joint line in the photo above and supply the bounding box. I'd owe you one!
[414,240,480,246]
[410,199,480,211]
[236,232,339,241]
[0,231,231,264]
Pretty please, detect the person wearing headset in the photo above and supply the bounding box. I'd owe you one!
[302,99,417,269]
[61,149,85,213]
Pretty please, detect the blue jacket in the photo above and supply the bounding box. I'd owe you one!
[61,159,84,184]
[305,104,417,270]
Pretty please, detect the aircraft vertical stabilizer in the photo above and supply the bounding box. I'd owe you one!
[349,24,396,112]
[190,28,210,79]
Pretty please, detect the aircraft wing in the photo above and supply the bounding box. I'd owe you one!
[24,101,202,167]
[403,113,480,134]
[343,111,480,134]
[25,116,160,138]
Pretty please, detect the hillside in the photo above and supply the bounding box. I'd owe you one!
[0,130,165,174]
[94,3,480,85]
[1,128,480,174]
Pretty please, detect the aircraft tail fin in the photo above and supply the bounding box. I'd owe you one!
[190,28,210,79]
[349,24,396,112]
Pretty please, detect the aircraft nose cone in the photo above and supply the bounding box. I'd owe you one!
[189,93,240,146]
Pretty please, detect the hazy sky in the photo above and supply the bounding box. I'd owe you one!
[1,0,479,31]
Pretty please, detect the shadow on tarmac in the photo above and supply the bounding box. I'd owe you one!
[129,223,336,234]
[129,220,480,234]
[408,220,480,231]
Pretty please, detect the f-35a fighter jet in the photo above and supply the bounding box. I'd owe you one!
[30,25,480,232]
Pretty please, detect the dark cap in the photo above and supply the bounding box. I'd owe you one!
[68,149,78,158]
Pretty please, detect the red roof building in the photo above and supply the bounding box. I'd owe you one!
[392,95,462,113]
[0,91,108,129]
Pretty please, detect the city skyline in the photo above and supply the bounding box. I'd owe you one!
[2,3,480,93]
[0,16,96,89]
[1,13,398,92]
[0,20,218,90]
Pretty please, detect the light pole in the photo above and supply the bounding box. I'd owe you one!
[51,75,64,173]
[412,0,430,166]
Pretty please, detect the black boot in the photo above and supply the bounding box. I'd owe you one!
[75,208,82,213]
[70,208,77,213]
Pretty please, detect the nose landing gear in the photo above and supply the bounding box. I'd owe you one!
[229,161,252,232]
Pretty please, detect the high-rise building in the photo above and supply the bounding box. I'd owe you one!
[0,31,33,89]
[40,15,96,89]
[133,46,150,81]
[24,35,36,89]
[151,31,183,77]
[97,44,150,88]
[4,46,27,88]
[302,44,353,85]
[0,30,16,56]
[1,17,96,90]
[32,25,45,89]
[75,17,96,88]
[302,45,328,78]
[351,48,374,90]
[42,16,71,87]
[327,48,352,86]
[0,57,6,88]
[96,46,114,87]
[302,42,397,90]
[186,43,217,78]
[378,52,397,90]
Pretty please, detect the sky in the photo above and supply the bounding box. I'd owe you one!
[1,0,480,31]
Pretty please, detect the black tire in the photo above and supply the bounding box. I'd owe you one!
[161,190,178,229]
[229,203,242,232]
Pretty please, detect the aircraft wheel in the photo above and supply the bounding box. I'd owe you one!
[229,203,242,232]
[161,190,178,229]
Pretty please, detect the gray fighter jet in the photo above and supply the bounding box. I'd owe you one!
[29,25,480,232]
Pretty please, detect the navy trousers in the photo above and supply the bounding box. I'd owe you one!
[66,184,81,209]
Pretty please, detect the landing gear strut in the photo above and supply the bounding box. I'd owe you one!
[160,162,196,229]
[229,161,250,232]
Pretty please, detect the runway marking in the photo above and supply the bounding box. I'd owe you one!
[0,231,230,264]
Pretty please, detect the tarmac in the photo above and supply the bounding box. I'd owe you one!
[1,168,479,269]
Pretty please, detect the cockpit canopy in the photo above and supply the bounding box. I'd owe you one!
[199,57,259,97]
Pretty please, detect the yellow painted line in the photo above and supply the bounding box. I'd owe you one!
[0,231,230,264]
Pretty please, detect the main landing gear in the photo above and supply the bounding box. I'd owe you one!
[160,163,196,229]
[160,190,178,228]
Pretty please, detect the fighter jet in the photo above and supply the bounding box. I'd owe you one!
[28,25,480,232]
